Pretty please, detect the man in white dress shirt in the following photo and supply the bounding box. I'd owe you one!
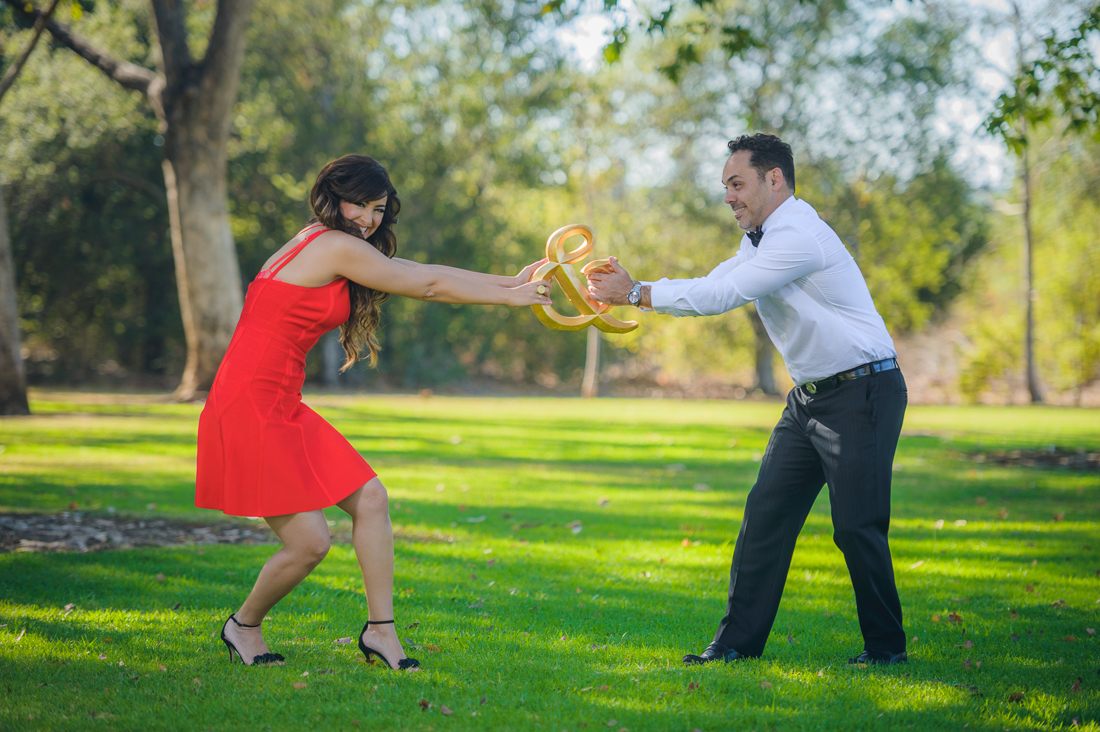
[586,133,908,666]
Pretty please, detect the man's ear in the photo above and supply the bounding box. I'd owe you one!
[770,168,784,190]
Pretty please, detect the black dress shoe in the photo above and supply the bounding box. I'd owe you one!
[682,641,745,665]
[848,649,908,665]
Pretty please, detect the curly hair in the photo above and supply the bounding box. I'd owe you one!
[727,133,796,192]
[308,155,400,371]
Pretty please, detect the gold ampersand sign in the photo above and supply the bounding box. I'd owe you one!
[528,223,639,334]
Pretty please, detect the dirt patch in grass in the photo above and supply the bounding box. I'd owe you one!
[0,512,276,553]
[969,447,1100,471]
[0,513,455,553]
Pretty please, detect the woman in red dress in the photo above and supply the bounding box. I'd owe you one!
[195,154,551,669]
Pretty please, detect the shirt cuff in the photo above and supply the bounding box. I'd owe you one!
[643,279,676,313]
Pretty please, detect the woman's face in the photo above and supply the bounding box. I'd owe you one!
[339,196,388,238]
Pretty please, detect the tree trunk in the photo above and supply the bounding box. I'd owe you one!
[581,327,600,398]
[321,330,342,387]
[164,145,243,399]
[748,305,778,395]
[0,188,30,415]
[1020,136,1043,404]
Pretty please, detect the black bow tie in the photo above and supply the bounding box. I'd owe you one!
[747,229,764,247]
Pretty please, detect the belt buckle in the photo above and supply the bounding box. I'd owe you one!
[805,382,817,394]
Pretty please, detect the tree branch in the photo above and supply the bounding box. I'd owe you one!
[199,0,258,117]
[0,0,62,104]
[2,0,157,96]
[148,0,192,90]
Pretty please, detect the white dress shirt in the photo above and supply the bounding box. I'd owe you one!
[647,196,896,385]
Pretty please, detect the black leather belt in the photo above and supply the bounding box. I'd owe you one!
[800,358,898,395]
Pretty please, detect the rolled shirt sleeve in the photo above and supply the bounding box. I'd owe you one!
[647,222,826,317]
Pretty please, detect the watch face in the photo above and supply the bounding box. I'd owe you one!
[628,288,640,305]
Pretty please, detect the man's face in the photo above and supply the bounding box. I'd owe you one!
[722,151,781,231]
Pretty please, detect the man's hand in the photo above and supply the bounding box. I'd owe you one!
[585,256,635,306]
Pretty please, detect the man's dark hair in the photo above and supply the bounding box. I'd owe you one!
[727,134,795,192]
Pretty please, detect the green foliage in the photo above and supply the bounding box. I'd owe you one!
[1,0,177,382]
[957,129,1100,402]
[1,393,1098,730]
[985,2,1100,152]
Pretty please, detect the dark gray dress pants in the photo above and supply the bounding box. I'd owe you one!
[713,367,908,657]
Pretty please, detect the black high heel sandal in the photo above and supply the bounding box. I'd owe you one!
[220,613,286,666]
[358,619,420,670]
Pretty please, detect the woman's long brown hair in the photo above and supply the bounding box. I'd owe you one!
[307,155,400,370]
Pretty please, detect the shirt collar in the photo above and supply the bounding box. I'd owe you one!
[758,194,798,234]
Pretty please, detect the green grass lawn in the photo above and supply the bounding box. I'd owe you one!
[0,390,1097,731]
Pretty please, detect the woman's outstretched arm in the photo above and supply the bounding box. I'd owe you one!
[332,234,552,307]
[391,258,547,288]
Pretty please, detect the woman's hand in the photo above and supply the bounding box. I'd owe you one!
[504,279,554,307]
[513,258,549,287]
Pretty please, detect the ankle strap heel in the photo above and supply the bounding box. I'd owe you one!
[228,613,261,629]
[357,619,420,670]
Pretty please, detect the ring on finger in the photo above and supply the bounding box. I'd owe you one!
[536,285,547,295]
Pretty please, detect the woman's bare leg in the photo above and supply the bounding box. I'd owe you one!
[222,510,330,664]
[336,478,410,667]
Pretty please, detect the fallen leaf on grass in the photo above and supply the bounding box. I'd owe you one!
[98,654,107,660]
[817,669,824,677]
[947,612,963,624]
[1064,636,1077,642]
[1087,628,1096,635]
[301,671,309,677]
[964,658,971,669]
[426,645,441,652]
[334,637,354,645]
[1071,677,1082,693]
[598,685,610,691]
[37,682,50,687]
[759,681,773,690]
[580,686,593,692]
[1009,609,1019,619]
[440,705,453,716]
[909,560,924,569]
[1008,692,1024,702]
[688,682,699,690]
[681,538,691,547]
[406,621,420,630]
[606,720,618,727]
[931,615,941,622]
[192,678,202,686]
[1052,599,1067,608]
[954,640,974,648]
[1010,634,1019,642]
[62,603,75,616]
[292,682,308,690]
[1026,584,1035,592]
[155,573,165,582]
[158,665,167,672]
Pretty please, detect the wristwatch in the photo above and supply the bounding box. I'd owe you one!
[627,281,642,307]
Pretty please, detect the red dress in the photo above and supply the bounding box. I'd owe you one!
[195,225,377,517]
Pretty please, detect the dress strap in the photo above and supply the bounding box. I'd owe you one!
[268,227,330,277]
